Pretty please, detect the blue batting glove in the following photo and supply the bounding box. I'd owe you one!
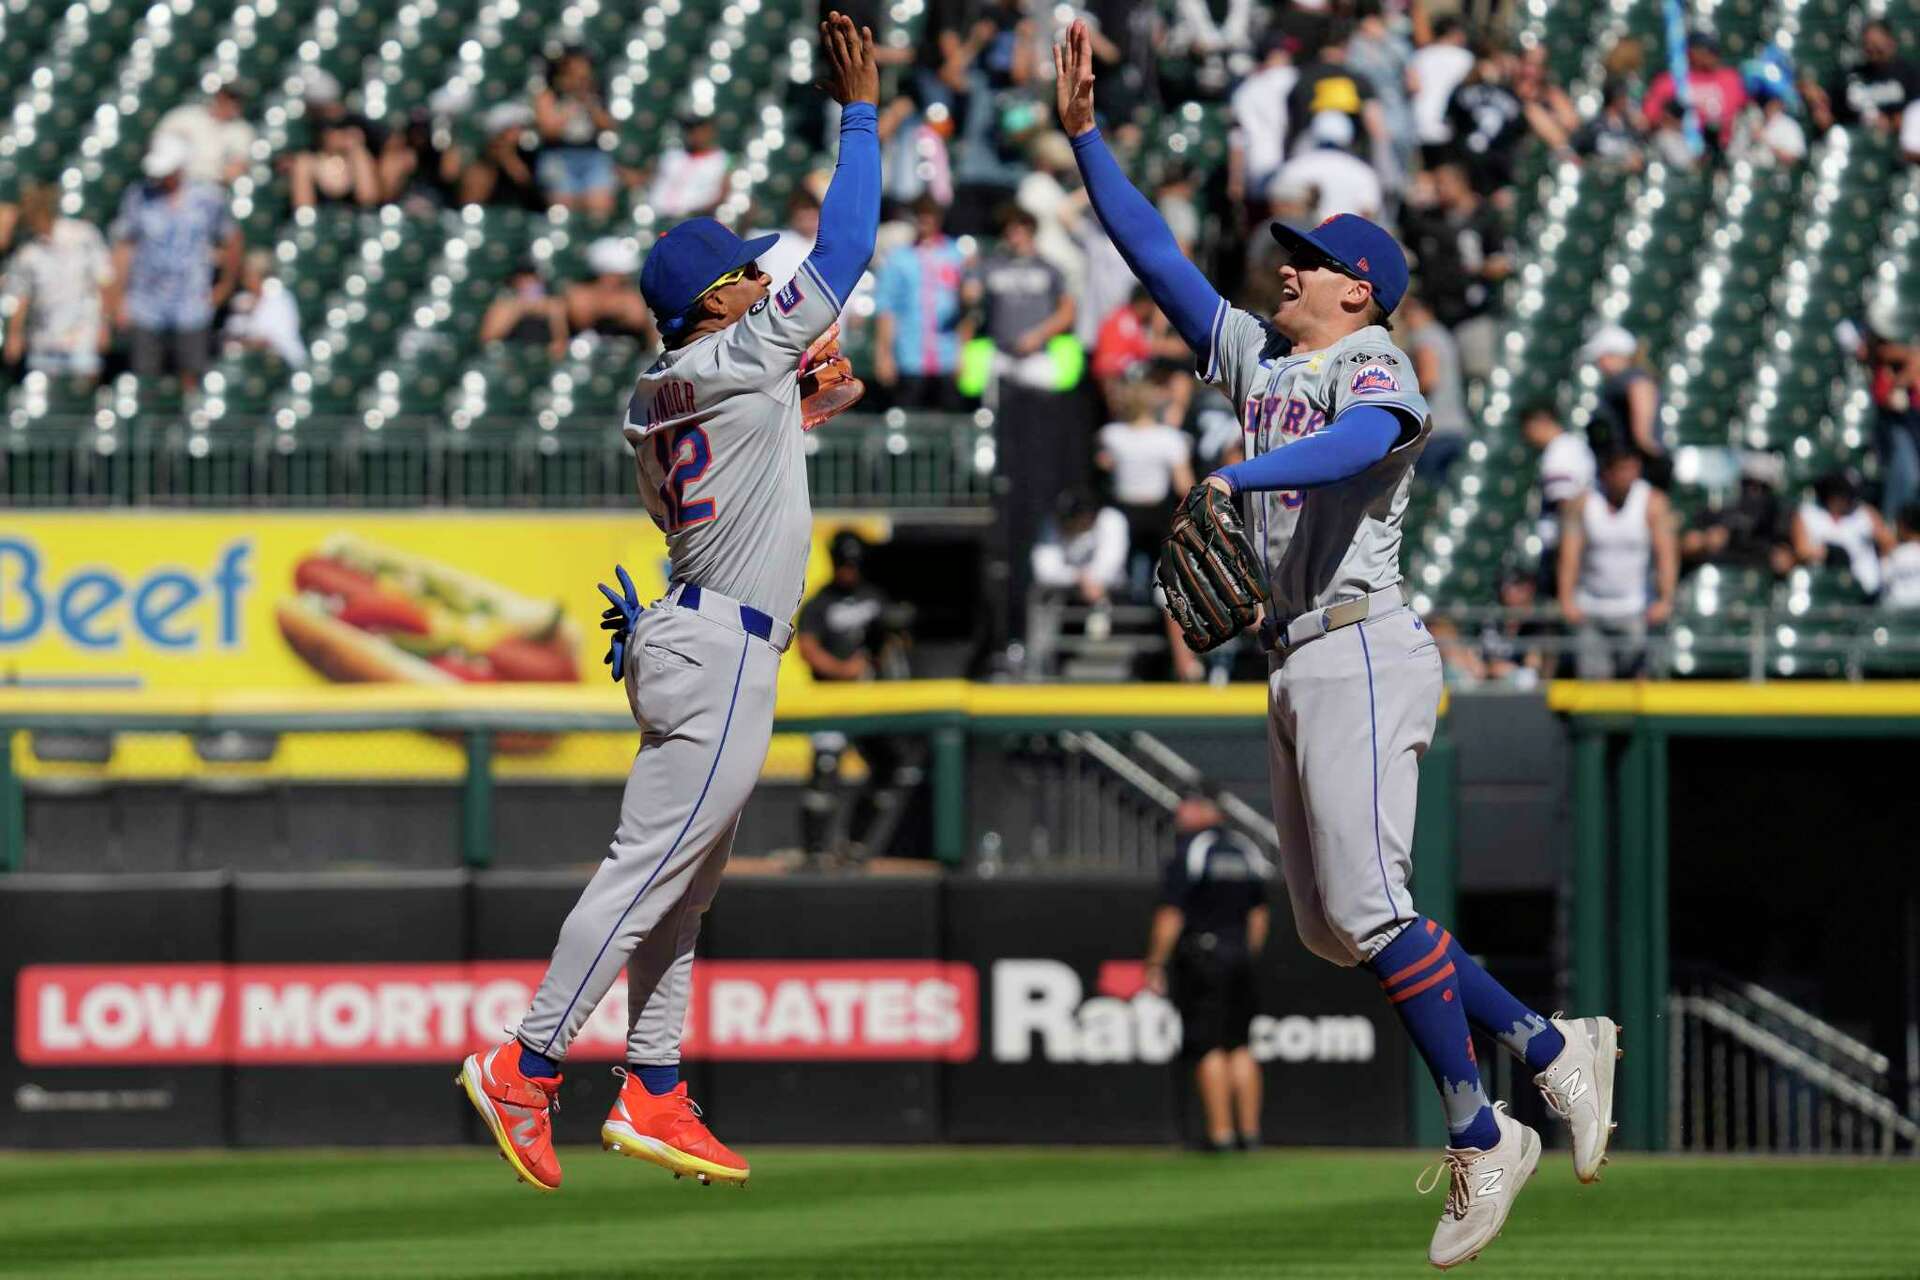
[598,564,640,681]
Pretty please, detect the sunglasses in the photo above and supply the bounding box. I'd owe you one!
[1286,247,1361,280]
[695,265,754,301]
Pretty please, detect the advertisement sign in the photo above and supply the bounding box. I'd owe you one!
[1,875,1409,1148]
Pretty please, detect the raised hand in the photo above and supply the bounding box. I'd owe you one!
[1051,19,1096,138]
[820,11,879,107]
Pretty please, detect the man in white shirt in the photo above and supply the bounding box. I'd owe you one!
[1523,402,1595,588]
[154,82,257,186]
[1232,34,1299,210]
[1408,18,1475,158]
[1270,112,1383,223]
[2,185,114,382]
[645,115,731,220]
[1032,489,1130,601]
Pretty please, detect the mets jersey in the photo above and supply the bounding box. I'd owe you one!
[1203,312,1432,618]
[623,261,842,620]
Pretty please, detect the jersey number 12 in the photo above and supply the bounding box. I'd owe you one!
[653,424,716,532]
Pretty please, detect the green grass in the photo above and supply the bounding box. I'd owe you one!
[0,1146,1915,1278]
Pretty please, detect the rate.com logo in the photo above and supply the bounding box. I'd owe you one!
[14,960,1372,1067]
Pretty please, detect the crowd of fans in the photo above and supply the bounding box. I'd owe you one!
[4,2,1920,683]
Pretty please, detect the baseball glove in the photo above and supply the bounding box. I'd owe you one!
[799,322,865,430]
[1157,482,1267,652]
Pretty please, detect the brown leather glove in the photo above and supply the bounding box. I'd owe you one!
[799,322,866,430]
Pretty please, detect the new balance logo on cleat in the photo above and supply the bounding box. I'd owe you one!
[1561,1067,1588,1104]
[1475,1168,1505,1198]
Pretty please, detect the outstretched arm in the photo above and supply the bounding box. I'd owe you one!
[1054,21,1223,357]
[806,13,881,306]
[1211,406,1406,494]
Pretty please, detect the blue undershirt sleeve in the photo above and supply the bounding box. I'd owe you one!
[1069,127,1225,357]
[1216,405,1407,494]
[806,102,881,306]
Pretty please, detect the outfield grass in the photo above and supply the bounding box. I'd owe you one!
[0,1146,1914,1278]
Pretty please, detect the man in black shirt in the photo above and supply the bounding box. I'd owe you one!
[1807,20,1920,136]
[1145,793,1270,1152]
[1444,50,1527,196]
[796,531,922,861]
[1402,160,1511,381]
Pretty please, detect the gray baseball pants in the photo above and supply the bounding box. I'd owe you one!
[1267,606,1442,968]
[517,593,783,1064]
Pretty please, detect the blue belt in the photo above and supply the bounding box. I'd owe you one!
[676,583,775,643]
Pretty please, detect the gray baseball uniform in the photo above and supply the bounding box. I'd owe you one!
[517,261,843,1064]
[1203,309,1438,969]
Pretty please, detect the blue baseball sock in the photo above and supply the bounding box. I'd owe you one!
[517,1043,561,1080]
[1368,918,1500,1151]
[634,1063,679,1096]
[1445,935,1566,1074]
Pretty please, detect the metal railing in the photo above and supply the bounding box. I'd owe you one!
[976,729,1279,876]
[1668,972,1920,1155]
[1431,603,1920,683]
[0,410,996,513]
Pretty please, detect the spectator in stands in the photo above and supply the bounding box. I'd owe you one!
[1143,792,1269,1153]
[872,195,970,412]
[1792,469,1896,598]
[287,71,383,210]
[1286,25,1387,166]
[1154,166,1204,260]
[1679,452,1794,577]
[533,48,617,218]
[381,106,468,214]
[479,261,568,360]
[1513,46,1579,155]
[1601,34,1650,99]
[1096,373,1193,574]
[970,206,1079,637]
[1522,402,1594,594]
[645,114,731,221]
[1272,112,1385,224]
[1885,505,1920,610]
[1029,487,1129,657]
[1558,448,1678,679]
[154,80,256,187]
[1,185,113,386]
[1400,292,1468,481]
[1732,48,1808,169]
[1229,34,1299,217]
[1477,568,1552,688]
[565,238,654,346]
[111,136,241,395]
[1581,323,1670,487]
[1346,1,1415,183]
[1572,79,1648,172]
[461,103,543,211]
[1647,96,1704,171]
[796,530,922,861]
[1016,131,1087,286]
[220,249,306,368]
[1642,33,1747,152]
[1804,20,1919,141]
[1856,322,1920,517]
[1092,287,1188,393]
[1401,159,1509,382]
[748,185,826,289]
[1444,48,1528,197]
[1164,0,1258,101]
[1408,16,1475,165]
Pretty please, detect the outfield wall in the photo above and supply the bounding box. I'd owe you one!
[0,873,1409,1150]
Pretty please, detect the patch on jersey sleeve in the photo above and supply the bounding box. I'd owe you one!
[774,277,804,315]
[1349,362,1400,396]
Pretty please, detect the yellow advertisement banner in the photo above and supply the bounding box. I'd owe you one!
[0,512,886,782]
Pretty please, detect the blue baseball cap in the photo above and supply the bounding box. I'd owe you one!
[640,217,780,335]
[1269,214,1410,317]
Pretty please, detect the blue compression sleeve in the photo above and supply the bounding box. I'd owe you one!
[1216,405,1406,494]
[807,102,881,305]
[1069,127,1224,356]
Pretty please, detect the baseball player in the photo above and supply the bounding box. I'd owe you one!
[458,13,880,1193]
[1055,24,1619,1269]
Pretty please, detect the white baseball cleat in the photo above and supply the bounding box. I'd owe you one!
[1534,1014,1621,1183]
[1419,1104,1541,1270]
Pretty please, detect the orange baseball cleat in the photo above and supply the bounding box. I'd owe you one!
[600,1070,750,1186]
[458,1039,563,1192]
